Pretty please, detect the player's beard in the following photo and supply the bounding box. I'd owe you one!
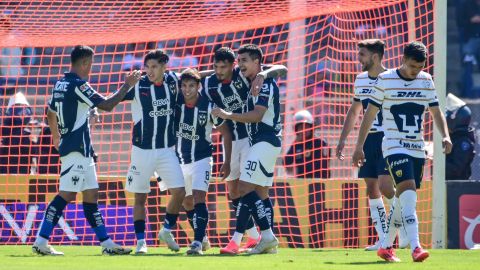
[361,60,373,72]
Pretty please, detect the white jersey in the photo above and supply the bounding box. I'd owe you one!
[369,69,439,159]
[353,71,384,133]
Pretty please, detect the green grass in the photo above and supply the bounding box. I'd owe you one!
[1,246,478,270]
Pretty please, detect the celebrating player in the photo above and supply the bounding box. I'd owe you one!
[336,39,406,251]
[203,47,286,251]
[212,44,282,255]
[175,68,232,255]
[32,45,141,256]
[352,41,452,262]
[123,49,186,254]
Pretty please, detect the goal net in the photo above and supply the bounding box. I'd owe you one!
[0,0,435,248]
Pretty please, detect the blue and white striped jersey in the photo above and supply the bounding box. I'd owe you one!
[369,69,439,159]
[123,71,180,149]
[202,67,249,141]
[174,91,224,164]
[48,72,105,157]
[353,71,384,133]
[246,77,282,147]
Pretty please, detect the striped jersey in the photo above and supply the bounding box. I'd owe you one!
[123,71,180,149]
[246,77,282,147]
[174,91,224,164]
[369,69,439,159]
[202,66,249,141]
[48,72,106,157]
[353,71,384,133]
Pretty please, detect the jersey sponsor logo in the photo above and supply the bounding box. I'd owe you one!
[360,88,374,94]
[79,83,91,92]
[198,111,208,126]
[399,139,423,150]
[233,79,243,89]
[149,108,173,117]
[390,158,408,167]
[54,81,69,92]
[176,130,200,141]
[222,93,242,105]
[152,98,170,107]
[54,92,64,99]
[179,122,196,132]
[392,91,427,98]
[59,128,69,135]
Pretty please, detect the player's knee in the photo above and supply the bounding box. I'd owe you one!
[192,190,206,204]
[170,187,186,200]
[395,180,416,196]
[58,191,76,203]
[364,178,381,198]
[237,181,256,197]
[134,193,148,206]
[378,176,395,198]
[182,195,194,210]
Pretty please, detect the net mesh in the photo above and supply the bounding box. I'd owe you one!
[0,0,435,248]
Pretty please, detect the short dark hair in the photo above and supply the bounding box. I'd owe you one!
[358,39,385,59]
[403,41,427,62]
[238,44,263,63]
[181,68,201,83]
[214,47,235,63]
[144,49,169,65]
[71,45,94,65]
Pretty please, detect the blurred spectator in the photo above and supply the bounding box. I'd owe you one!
[284,110,331,179]
[459,0,480,98]
[0,92,35,174]
[32,107,61,175]
[445,94,476,180]
[168,40,199,70]
[0,13,25,81]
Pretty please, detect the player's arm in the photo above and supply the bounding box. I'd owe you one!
[46,109,60,150]
[97,70,141,112]
[251,65,288,96]
[336,101,363,160]
[199,70,215,78]
[428,106,453,154]
[352,104,379,167]
[212,105,266,123]
[215,122,232,180]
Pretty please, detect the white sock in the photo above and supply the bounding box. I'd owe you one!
[399,190,421,251]
[381,196,401,249]
[385,196,394,207]
[260,228,275,242]
[246,227,260,240]
[369,197,387,243]
[35,237,48,247]
[162,226,171,232]
[232,232,243,246]
[100,238,115,248]
[137,239,145,245]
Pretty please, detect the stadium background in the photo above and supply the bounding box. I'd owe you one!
[0,0,454,249]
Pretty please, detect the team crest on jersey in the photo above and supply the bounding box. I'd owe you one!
[168,81,177,95]
[198,111,208,126]
[423,80,431,89]
[233,79,243,89]
[395,170,403,178]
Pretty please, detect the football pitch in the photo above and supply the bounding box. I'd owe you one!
[1,246,478,270]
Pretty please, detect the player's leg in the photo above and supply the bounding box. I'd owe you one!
[254,184,277,254]
[182,164,195,232]
[32,152,81,256]
[125,146,156,254]
[156,148,186,252]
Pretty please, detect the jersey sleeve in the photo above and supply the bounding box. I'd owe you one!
[255,81,274,108]
[74,81,106,108]
[352,77,361,102]
[368,77,385,108]
[122,82,137,101]
[427,78,439,107]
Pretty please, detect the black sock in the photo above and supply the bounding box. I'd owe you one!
[263,197,274,231]
[186,209,195,230]
[134,219,146,240]
[232,197,255,231]
[163,212,179,230]
[193,203,209,242]
[241,191,270,231]
[83,202,109,242]
[234,200,251,234]
[38,195,68,240]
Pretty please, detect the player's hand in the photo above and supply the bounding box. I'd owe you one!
[336,141,345,161]
[125,70,142,88]
[352,147,365,167]
[250,74,265,96]
[219,162,231,180]
[442,137,453,154]
[52,132,60,151]
[89,109,101,126]
[212,108,231,119]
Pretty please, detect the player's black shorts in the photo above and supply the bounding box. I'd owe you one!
[358,132,389,179]
[385,154,425,189]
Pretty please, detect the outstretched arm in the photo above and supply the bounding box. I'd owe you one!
[212,105,267,123]
[97,70,141,112]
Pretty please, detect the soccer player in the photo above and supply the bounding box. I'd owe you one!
[123,49,186,254]
[32,45,141,256]
[212,44,281,255]
[352,41,452,262]
[175,68,232,255]
[203,47,286,250]
[336,39,406,251]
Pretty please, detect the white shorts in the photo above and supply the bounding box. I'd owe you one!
[59,152,98,192]
[240,142,281,187]
[226,137,250,181]
[181,157,212,196]
[126,146,185,193]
